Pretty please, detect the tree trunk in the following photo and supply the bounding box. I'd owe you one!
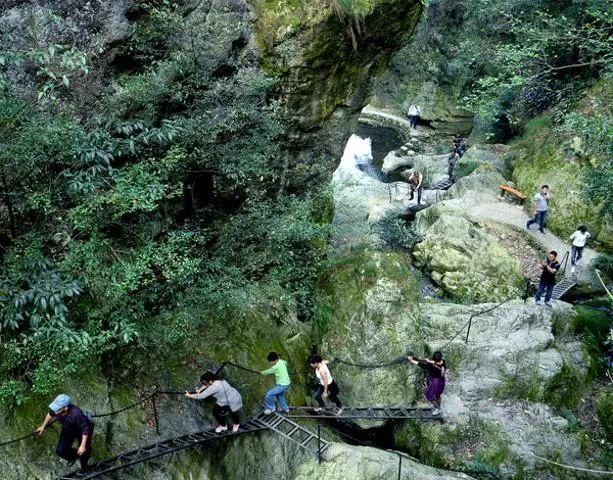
[0,171,17,238]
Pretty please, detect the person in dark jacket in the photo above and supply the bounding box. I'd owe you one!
[407,352,446,415]
[535,250,560,306]
[36,394,94,471]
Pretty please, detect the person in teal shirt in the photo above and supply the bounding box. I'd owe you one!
[261,352,291,414]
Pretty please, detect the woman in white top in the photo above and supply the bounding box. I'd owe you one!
[308,355,343,415]
[185,371,243,433]
[569,225,590,274]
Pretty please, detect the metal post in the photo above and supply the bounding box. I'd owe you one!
[397,453,402,480]
[465,315,473,344]
[214,362,227,376]
[561,251,569,275]
[318,422,322,464]
[388,184,392,203]
[524,278,531,303]
[152,393,160,436]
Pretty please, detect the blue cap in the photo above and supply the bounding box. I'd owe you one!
[49,394,71,414]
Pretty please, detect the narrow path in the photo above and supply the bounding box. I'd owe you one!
[359,105,428,138]
[464,200,597,285]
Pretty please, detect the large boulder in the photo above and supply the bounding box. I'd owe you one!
[211,433,477,480]
[395,300,590,476]
[412,214,523,302]
[314,248,424,408]
[255,0,423,188]
[295,443,475,480]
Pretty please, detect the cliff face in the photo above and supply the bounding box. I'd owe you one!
[252,0,423,188]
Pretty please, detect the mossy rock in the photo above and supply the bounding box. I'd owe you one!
[251,0,423,187]
[314,246,423,407]
[509,115,612,249]
[413,214,523,303]
[395,417,512,474]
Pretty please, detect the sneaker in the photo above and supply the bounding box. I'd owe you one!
[215,425,228,433]
[232,424,240,433]
[525,223,530,230]
[431,408,441,416]
[335,407,344,416]
[545,302,552,307]
[535,300,542,305]
[263,409,274,415]
[571,266,576,274]
[313,407,324,413]
[539,230,546,235]
[280,410,289,415]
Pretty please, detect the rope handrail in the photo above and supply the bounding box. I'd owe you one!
[533,454,613,476]
[594,269,613,301]
[0,431,37,448]
[445,294,515,349]
[331,351,413,369]
[91,391,157,418]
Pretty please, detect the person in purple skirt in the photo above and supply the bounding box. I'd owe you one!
[407,351,446,415]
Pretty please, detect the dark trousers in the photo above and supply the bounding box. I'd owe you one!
[571,245,583,266]
[447,154,458,179]
[212,404,240,426]
[535,282,555,303]
[409,185,423,205]
[315,381,342,409]
[57,425,94,469]
[410,115,418,128]
[527,210,547,232]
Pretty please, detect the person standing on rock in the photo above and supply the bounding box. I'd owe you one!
[308,355,344,416]
[407,352,445,415]
[569,225,590,275]
[408,104,421,129]
[535,250,560,306]
[408,170,424,205]
[36,394,94,472]
[526,185,549,234]
[261,352,291,414]
[185,371,243,433]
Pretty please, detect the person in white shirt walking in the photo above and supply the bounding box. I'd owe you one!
[569,225,590,275]
[408,104,421,129]
[308,355,343,415]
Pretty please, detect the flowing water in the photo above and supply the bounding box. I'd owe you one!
[354,124,406,183]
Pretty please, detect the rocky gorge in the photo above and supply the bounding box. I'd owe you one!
[0,1,611,480]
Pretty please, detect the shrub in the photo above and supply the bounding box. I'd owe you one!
[596,388,613,442]
[592,254,613,280]
[376,210,422,251]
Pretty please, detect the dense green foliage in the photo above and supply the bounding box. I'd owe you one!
[0,3,331,404]
[400,0,613,135]
[379,0,612,246]
[375,211,422,251]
